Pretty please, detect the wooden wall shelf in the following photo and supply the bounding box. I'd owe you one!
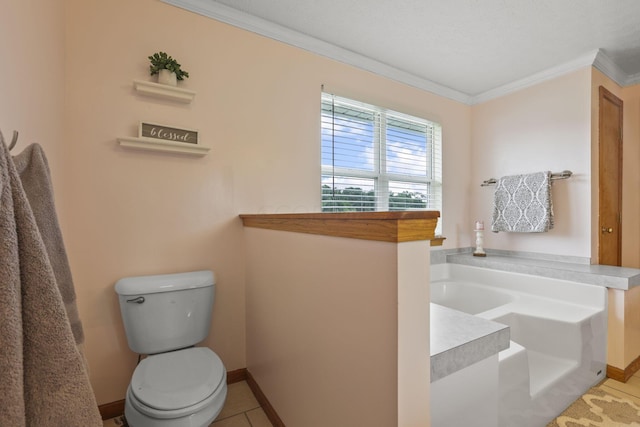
[133,80,196,103]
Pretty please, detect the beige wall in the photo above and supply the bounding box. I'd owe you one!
[0,0,65,173]
[608,287,640,371]
[470,68,592,257]
[59,0,470,405]
[244,228,400,426]
[621,83,640,269]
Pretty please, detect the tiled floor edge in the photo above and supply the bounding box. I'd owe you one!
[246,370,286,427]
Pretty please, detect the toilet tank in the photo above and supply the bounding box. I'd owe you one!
[115,270,215,355]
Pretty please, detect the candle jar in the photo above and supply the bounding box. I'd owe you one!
[473,221,486,257]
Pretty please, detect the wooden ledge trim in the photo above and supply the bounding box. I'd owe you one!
[239,211,440,243]
[430,236,446,247]
[607,355,640,383]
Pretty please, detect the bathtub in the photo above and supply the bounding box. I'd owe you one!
[431,263,607,427]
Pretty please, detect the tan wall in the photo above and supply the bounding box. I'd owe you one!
[621,82,640,369]
[608,289,626,369]
[0,0,65,173]
[244,228,398,426]
[470,68,592,257]
[621,83,640,269]
[60,0,470,405]
[624,287,640,368]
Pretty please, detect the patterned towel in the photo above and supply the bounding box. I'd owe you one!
[491,171,554,233]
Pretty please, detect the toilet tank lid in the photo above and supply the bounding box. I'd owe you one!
[115,270,215,296]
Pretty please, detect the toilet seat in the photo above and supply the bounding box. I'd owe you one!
[130,347,225,414]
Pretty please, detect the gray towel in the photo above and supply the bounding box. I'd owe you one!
[0,139,102,426]
[13,143,85,346]
[491,171,554,233]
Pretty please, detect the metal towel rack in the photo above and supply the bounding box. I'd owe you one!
[481,170,573,187]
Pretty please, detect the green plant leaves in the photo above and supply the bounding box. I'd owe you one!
[148,51,189,80]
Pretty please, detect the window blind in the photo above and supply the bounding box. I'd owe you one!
[321,93,442,224]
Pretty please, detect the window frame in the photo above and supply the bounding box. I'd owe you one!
[321,92,442,219]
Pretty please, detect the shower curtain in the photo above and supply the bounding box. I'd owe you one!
[0,137,102,426]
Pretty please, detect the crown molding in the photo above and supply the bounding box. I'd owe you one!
[592,50,629,87]
[470,50,600,105]
[162,0,636,105]
[160,0,472,104]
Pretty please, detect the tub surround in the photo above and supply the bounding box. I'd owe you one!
[444,249,640,290]
[432,263,607,427]
[430,303,509,382]
[435,248,640,384]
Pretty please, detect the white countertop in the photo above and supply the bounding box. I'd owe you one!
[430,303,510,382]
[446,253,640,290]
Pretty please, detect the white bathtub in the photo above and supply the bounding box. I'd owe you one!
[431,263,607,427]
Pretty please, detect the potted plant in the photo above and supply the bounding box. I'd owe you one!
[148,51,190,86]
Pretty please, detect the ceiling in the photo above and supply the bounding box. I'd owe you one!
[165,0,640,103]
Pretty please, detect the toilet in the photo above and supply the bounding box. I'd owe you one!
[115,270,227,427]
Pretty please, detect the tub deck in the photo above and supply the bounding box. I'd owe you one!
[430,303,509,382]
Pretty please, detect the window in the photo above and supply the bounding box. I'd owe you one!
[321,93,442,230]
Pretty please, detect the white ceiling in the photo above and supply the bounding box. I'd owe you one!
[165,0,640,103]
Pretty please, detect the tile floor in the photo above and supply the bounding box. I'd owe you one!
[598,371,640,405]
[103,381,273,427]
[104,373,640,427]
[211,381,273,427]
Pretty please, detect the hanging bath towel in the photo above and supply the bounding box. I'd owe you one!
[13,143,86,347]
[0,138,102,426]
[491,171,554,233]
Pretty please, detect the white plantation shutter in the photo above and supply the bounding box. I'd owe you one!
[321,92,442,231]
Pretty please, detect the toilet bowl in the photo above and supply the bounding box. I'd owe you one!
[124,348,227,427]
[115,271,227,427]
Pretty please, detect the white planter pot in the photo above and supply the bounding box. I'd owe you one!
[158,69,177,86]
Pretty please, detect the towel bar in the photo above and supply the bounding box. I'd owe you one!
[481,170,572,187]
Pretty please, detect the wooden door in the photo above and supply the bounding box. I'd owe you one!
[598,86,623,266]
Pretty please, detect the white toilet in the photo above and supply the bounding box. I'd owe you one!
[115,270,227,427]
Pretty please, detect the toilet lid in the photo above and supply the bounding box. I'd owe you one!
[131,347,225,411]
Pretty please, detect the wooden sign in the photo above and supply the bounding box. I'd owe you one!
[139,122,198,145]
